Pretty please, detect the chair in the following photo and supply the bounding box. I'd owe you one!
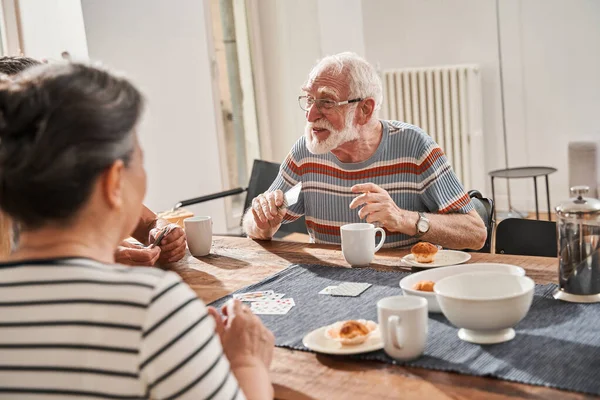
[495,218,557,257]
[468,190,494,253]
[176,159,307,237]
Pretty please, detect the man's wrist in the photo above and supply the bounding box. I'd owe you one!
[399,211,419,236]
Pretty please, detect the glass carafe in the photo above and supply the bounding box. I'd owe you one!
[554,186,600,303]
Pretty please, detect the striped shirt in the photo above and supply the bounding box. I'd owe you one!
[269,120,474,248]
[0,257,244,400]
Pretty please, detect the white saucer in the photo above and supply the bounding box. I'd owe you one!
[401,250,472,268]
[458,328,516,344]
[302,325,383,355]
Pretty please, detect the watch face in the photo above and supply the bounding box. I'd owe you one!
[418,220,429,232]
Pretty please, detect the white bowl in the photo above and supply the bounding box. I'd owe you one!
[399,263,526,313]
[434,272,535,344]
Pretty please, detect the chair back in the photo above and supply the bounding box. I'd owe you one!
[243,160,281,211]
[495,218,557,257]
[242,160,307,235]
[468,190,494,253]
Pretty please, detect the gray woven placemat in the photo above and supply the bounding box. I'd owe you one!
[210,264,600,396]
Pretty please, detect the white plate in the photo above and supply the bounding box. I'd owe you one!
[399,263,526,313]
[302,325,383,355]
[401,250,471,268]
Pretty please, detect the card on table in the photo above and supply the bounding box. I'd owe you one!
[329,282,372,297]
[233,290,284,302]
[250,298,295,315]
[319,285,338,295]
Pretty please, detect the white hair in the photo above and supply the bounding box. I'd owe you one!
[304,52,383,112]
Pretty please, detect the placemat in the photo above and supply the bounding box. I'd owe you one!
[210,264,600,396]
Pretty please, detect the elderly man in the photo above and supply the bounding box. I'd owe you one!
[243,52,486,250]
[0,55,187,265]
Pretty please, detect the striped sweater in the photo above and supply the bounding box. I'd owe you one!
[269,120,474,248]
[0,258,244,400]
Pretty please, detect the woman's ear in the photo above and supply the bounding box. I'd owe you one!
[102,159,125,210]
[357,98,376,126]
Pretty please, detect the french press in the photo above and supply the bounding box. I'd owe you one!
[554,186,600,303]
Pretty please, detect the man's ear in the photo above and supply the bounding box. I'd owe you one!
[102,160,125,210]
[356,98,376,126]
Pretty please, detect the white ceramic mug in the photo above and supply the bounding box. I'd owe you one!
[184,216,212,257]
[340,223,386,266]
[377,296,428,361]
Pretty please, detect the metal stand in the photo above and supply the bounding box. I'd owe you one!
[490,168,556,222]
[494,0,526,220]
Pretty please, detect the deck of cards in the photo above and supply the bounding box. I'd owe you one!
[319,282,372,297]
[233,290,295,315]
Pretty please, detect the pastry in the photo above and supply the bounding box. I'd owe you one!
[325,319,378,346]
[412,280,435,292]
[411,242,438,263]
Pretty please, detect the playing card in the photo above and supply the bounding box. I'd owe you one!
[330,282,372,297]
[246,293,285,302]
[319,286,338,295]
[233,290,275,301]
[250,298,295,315]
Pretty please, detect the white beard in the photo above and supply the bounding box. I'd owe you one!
[304,110,360,155]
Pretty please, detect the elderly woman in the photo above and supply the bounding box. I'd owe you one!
[0,55,188,266]
[0,63,274,399]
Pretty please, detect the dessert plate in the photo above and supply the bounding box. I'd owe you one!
[401,250,471,268]
[302,325,383,355]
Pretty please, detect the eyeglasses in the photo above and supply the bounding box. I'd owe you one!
[298,95,363,113]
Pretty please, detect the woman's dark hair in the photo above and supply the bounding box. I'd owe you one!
[0,63,144,229]
[0,56,42,75]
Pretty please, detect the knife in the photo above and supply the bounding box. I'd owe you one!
[281,182,302,209]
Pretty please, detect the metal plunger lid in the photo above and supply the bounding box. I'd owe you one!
[555,186,600,216]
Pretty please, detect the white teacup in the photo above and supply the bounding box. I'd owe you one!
[340,223,386,266]
[184,216,212,257]
[377,296,428,361]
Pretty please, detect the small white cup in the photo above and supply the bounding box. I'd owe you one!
[377,296,428,361]
[340,223,386,266]
[184,216,212,257]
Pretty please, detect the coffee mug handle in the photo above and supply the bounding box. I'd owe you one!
[388,315,402,349]
[374,227,386,252]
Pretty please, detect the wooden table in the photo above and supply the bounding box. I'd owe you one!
[169,237,595,400]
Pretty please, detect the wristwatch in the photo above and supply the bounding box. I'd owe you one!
[414,212,430,238]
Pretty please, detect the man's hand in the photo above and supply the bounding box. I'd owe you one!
[149,224,187,264]
[349,183,416,234]
[251,191,286,230]
[115,241,161,266]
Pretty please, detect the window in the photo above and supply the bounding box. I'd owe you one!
[208,0,262,229]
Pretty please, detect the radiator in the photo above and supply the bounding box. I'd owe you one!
[381,65,485,192]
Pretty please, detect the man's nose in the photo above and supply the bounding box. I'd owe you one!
[306,103,322,122]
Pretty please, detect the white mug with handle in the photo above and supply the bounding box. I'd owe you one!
[184,216,213,257]
[377,296,428,361]
[340,223,386,266]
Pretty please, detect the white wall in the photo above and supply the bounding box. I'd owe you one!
[317,0,365,57]
[507,0,600,207]
[81,0,228,232]
[17,0,88,60]
[255,0,366,162]
[363,0,600,212]
[255,0,321,162]
[363,0,505,199]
